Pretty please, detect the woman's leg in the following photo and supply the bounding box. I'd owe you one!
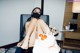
[37,23,43,36]
[29,25,37,47]
[38,19,50,34]
[21,18,38,49]
[17,22,30,47]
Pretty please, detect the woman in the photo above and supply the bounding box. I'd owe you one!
[17,7,60,53]
[17,7,50,49]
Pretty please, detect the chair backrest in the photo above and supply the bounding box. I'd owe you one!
[20,14,49,41]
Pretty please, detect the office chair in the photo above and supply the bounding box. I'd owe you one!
[19,14,49,41]
[15,14,49,53]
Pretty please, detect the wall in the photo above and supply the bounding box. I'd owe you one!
[0,0,41,46]
[78,14,80,28]
[63,2,73,27]
[44,0,66,40]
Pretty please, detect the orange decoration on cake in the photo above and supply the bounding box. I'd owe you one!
[39,34,47,40]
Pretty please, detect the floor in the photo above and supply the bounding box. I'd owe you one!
[0,46,80,53]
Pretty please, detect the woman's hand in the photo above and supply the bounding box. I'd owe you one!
[17,41,23,47]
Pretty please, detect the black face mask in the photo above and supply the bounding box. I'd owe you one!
[31,13,41,19]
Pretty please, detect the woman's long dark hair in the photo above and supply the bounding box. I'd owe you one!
[31,7,41,15]
[27,7,41,22]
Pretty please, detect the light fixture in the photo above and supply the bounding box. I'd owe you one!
[72,0,80,13]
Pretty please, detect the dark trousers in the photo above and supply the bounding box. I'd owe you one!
[15,47,33,53]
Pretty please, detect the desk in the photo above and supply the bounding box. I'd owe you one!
[61,30,80,51]
[64,31,80,40]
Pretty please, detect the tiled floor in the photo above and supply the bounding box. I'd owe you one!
[0,46,80,53]
[61,49,80,53]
